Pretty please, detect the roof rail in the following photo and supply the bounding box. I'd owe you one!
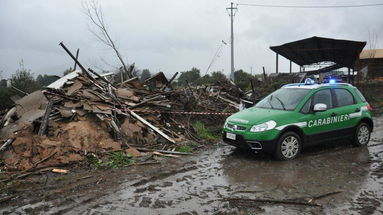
[332,83,353,86]
[282,82,354,89]
[282,83,305,87]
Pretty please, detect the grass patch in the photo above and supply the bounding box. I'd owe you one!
[176,141,202,153]
[85,152,134,169]
[193,121,219,141]
[177,145,193,153]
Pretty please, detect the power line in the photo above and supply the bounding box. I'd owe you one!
[205,40,227,76]
[237,2,383,8]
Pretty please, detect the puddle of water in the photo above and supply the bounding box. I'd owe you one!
[75,143,373,214]
[4,117,383,215]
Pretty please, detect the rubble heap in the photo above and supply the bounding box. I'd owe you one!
[0,69,239,170]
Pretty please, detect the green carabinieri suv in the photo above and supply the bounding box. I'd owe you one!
[223,82,373,161]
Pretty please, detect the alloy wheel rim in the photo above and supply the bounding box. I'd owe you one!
[358,125,370,145]
[281,136,299,158]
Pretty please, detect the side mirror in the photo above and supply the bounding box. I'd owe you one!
[313,103,327,112]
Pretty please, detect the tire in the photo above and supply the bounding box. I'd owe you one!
[353,122,371,147]
[274,131,302,161]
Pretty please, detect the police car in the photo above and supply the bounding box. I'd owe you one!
[223,79,373,160]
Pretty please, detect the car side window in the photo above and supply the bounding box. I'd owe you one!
[312,89,332,109]
[334,88,355,107]
[300,98,312,114]
[354,88,367,102]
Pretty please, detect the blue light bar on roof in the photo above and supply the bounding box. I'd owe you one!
[329,79,336,84]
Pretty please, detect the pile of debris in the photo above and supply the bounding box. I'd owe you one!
[0,66,240,170]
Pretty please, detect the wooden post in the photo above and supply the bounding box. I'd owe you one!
[348,68,351,83]
[355,57,361,86]
[38,100,54,136]
[73,48,80,71]
[262,66,266,81]
[276,53,279,74]
[352,69,355,84]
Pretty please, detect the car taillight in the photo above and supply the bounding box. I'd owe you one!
[367,104,373,111]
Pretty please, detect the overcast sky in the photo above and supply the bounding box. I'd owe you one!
[0,0,382,79]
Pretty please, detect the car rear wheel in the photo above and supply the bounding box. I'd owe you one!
[274,131,301,161]
[353,122,371,146]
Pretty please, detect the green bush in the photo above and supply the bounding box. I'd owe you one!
[0,88,18,111]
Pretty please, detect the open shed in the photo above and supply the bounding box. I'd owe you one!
[270,36,366,77]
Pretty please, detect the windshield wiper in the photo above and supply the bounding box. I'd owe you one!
[275,96,286,110]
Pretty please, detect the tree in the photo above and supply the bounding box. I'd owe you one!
[210,71,227,84]
[140,69,151,82]
[11,60,39,94]
[234,69,253,90]
[83,0,132,78]
[177,68,201,86]
[197,74,212,85]
[36,74,60,87]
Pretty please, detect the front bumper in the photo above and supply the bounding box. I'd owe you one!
[222,131,277,153]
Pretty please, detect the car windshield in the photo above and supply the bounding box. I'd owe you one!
[255,88,310,111]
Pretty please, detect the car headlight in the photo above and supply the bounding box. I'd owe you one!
[250,120,277,132]
[224,118,229,128]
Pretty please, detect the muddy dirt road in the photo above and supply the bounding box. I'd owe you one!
[2,116,383,215]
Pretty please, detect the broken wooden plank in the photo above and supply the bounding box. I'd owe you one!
[110,119,122,140]
[38,100,54,136]
[52,168,69,174]
[0,138,15,153]
[153,151,180,158]
[308,190,343,202]
[131,95,164,109]
[217,95,239,109]
[221,197,321,207]
[31,151,57,169]
[161,72,178,91]
[0,195,17,204]
[120,76,143,89]
[136,148,192,155]
[88,68,117,88]
[119,110,176,144]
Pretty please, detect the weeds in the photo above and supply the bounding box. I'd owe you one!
[85,152,134,169]
[193,121,219,141]
[177,145,193,153]
[103,152,134,168]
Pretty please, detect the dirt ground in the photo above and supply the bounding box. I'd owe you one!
[1,116,383,215]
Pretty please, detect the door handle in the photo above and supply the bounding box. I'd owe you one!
[330,112,337,117]
[355,108,360,112]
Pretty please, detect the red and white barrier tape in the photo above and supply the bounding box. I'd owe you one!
[132,109,234,116]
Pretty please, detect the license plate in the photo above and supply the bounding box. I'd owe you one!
[226,132,236,140]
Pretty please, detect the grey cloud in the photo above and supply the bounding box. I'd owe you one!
[0,0,382,78]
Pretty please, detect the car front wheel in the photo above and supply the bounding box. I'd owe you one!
[274,131,301,161]
[354,122,371,146]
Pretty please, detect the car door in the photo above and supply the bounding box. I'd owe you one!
[331,88,360,137]
[301,89,335,144]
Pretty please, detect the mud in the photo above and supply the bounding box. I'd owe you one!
[1,117,383,214]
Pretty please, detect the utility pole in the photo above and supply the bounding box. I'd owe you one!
[227,2,237,81]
